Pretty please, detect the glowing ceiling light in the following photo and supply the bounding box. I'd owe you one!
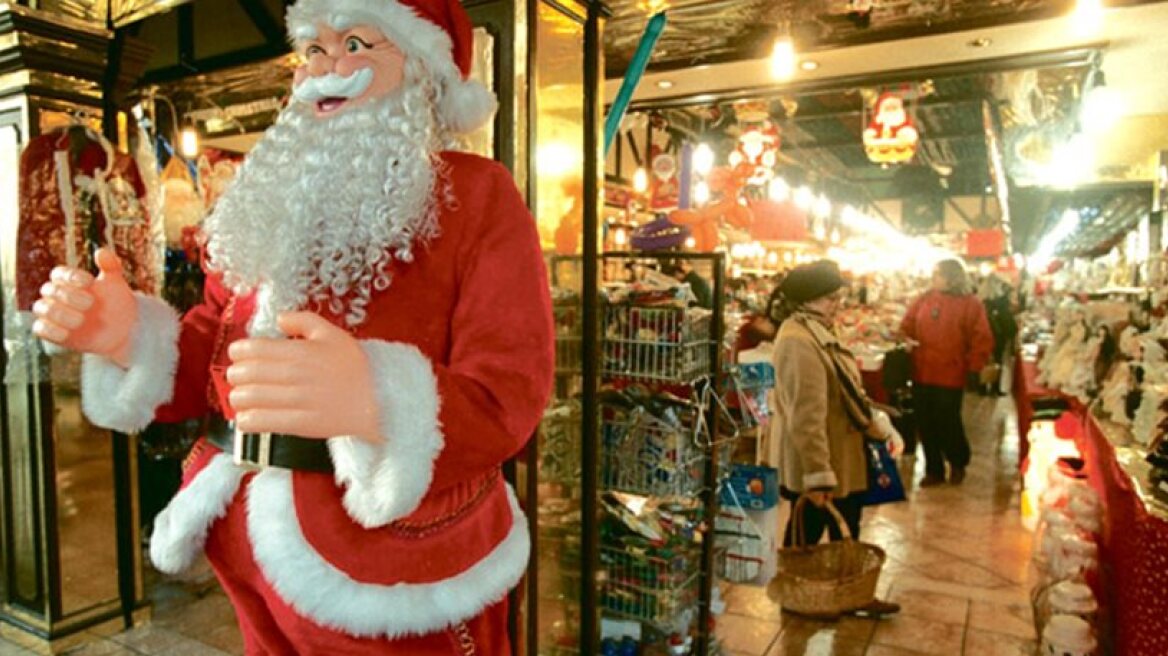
[633,167,649,193]
[794,186,814,210]
[693,143,715,176]
[814,194,832,219]
[768,177,790,202]
[179,127,200,159]
[1072,0,1105,34]
[694,181,711,205]
[613,228,628,247]
[770,36,797,80]
[1081,82,1124,135]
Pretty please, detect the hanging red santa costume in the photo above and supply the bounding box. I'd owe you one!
[71,0,553,653]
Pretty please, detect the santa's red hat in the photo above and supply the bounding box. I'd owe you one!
[286,0,497,134]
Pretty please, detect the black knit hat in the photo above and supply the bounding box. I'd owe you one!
[779,259,845,304]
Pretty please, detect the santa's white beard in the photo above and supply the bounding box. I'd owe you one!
[205,74,443,329]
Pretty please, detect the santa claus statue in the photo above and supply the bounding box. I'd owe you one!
[862,92,919,165]
[31,0,553,653]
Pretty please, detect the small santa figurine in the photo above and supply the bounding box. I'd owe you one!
[863,92,919,165]
[31,0,553,653]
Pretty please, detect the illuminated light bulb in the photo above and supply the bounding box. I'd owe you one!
[770,36,796,80]
[783,251,794,264]
[769,177,791,202]
[694,180,711,205]
[633,167,649,193]
[1081,84,1124,135]
[813,220,827,241]
[766,252,779,267]
[693,143,715,175]
[728,151,743,167]
[1072,0,1104,35]
[180,127,199,159]
[794,186,814,210]
[814,194,832,218]
[614,228,628,247]
[830,228,841,244]
[684,236,697,249]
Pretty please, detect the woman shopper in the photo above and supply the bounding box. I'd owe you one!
[900,259,994,487]
[769,259,904,618]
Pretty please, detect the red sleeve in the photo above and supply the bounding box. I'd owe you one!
[900,295,921,340]
[965,297,994,373]
[427,164,554,492]
[154,272,232,423]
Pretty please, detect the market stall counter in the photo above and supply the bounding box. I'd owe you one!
[1076,414,1168,656]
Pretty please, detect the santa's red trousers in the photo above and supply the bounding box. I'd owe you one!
[204,480,511,655]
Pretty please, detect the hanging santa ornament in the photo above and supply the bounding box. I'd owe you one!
[863,92,920,165]
[728,122,781,186]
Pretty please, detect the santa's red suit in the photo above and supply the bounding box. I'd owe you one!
[82,151,552,654]
[73,0,553,653]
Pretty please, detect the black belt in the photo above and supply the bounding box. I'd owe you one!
[206,416,334,473]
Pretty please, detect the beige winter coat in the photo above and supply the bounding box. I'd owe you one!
[769,316,870,497]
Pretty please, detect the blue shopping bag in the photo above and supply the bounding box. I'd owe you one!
[863,439,906,506]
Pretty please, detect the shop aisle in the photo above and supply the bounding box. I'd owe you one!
[717,393,1038,656]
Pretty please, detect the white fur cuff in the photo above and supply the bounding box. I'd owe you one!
[149,454,246,573]
[81,293,180,433]
[803,470,839,490]
[328,341,444,528]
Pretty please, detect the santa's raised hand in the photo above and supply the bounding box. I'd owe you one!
[32,247,137,367]
[226,311,381,442]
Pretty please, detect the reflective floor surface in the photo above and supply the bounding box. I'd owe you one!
[0,392,1033,656]
[717,392,1037,656]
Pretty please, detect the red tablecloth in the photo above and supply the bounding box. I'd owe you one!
[1077,415,1168,656]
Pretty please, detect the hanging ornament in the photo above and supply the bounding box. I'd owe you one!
[729,121,781,186]
[863,92,920,165]
[648,147,681,211]
[667,166,753,252]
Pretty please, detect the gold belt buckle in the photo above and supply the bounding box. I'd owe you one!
[233,426,272,471]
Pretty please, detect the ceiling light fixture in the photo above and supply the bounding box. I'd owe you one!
[1072,0,1104,34]
[800,60,820,71]
[655,79,675,90]
[770,23,797,80]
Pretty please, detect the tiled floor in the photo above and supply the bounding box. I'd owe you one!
[0,393,1034,656]
[717,392,1039,655]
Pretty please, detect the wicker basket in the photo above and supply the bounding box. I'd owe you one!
[769,497,886,618]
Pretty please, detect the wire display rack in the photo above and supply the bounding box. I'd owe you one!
[541,401,582,486]
[602,303,712,384]
[599,545,701,632]
[554,299,582,375]
[601,405,706,499]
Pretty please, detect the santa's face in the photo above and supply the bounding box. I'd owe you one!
[877,98,905,126]
[292,24,407,118]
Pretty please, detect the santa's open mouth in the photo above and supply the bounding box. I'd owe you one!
[317,97,349,114]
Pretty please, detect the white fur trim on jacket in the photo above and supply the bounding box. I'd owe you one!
[286,0,497,134]
[80,293,180,433]
[327,340,444,528]
[247,470,530,638]
[149,454,246,574]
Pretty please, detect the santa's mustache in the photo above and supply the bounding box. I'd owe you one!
[292,68,374,103]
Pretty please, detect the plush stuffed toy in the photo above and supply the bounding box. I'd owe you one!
[31,0,552,652]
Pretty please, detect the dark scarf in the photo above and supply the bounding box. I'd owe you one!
[792,311,874,435]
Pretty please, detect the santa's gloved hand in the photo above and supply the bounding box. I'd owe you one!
[227,312,382,442]
[32,248,137,367]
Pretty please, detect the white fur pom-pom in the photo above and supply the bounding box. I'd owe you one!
[440,79,498,135]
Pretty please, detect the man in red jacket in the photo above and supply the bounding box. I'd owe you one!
[900,259,993,486]
[30,0,552,652]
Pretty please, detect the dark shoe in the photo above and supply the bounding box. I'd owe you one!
[950,468,966,485]
[919,474,946,488]
[849,599,901,619]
